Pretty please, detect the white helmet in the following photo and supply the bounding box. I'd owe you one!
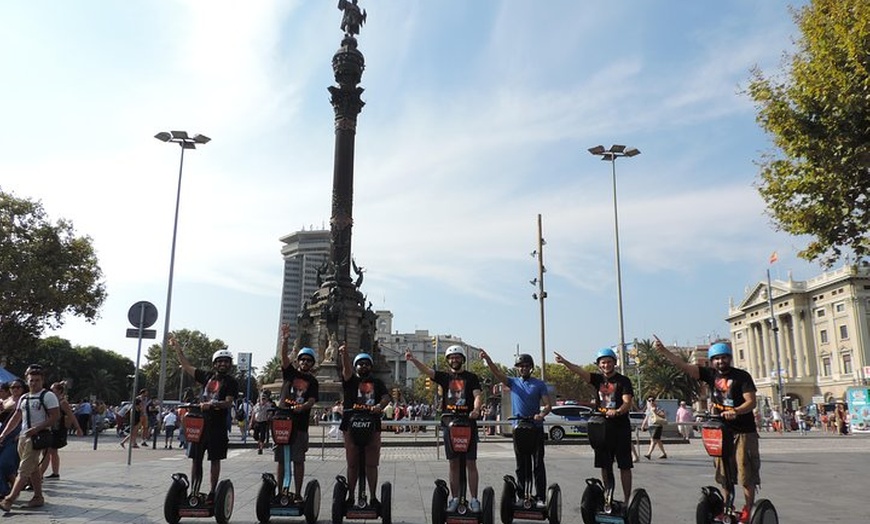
[444,345,466,361]
[212,349,233,364]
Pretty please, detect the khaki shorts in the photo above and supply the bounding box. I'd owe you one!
[715,432,760,488]
[274,430,310,463]
[17,437,40,477]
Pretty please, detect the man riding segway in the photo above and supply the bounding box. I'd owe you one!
[166,337,239,524]
[333,344,391,523]
[480,351,559,524]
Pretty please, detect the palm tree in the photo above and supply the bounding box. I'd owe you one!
[634,339,700,402]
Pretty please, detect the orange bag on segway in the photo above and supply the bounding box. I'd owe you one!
[448,421,473,453]
[701,418,732,458]
[184,412,205,443]
[271,417,294,445]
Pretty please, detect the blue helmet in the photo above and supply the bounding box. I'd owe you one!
[708,343,732,359]
[297,348,317,361]
[353,353,373,366]
[596,348,618,363]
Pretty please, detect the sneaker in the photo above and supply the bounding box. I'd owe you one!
[45,474,60,480]
[738,506,751,523]
[258,449,263,455]
[469,498,481,513]
[142,441,149,447]
[27,497,45,508]
[447,497,460,512]
[535,498,546,509]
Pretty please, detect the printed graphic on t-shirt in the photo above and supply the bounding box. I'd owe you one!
[447,379,467,408]
[357,381,375,405]
[289,377,311,405]
[714,377,735,407]
[599,381,617,409]
[203,378,222,402]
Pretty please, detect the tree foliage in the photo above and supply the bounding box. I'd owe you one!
[142,329,230,401]
[633,338,700,403]
[747,0,870,265]
[0,189,107,362]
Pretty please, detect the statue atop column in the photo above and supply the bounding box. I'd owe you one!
[338,0,366,37]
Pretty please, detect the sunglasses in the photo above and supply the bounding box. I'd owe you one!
[10,384,24,389]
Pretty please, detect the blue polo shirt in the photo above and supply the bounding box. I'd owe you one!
[507,376,548,427]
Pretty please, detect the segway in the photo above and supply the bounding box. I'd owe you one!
[332,408,392,524]
[256,407,321,523]
[500,417,561,524]
[579,413,651,524]
[164,404,234,524]
[696,416,778,524]
[432,413,494,524]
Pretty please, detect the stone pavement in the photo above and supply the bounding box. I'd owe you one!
[4,428,867,523]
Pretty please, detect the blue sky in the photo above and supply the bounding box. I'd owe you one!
[1,1,823,373]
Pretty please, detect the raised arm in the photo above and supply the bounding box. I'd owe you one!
[479,350,509,387]
[280,324,293,370]
[338,344,353,382]
[653,335,700,380]
[554,351,591,383]
[405,349,435,379]
[170,335,196,378]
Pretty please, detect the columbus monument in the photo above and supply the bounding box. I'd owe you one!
[289,0,387,400]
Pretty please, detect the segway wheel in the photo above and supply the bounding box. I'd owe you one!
[214,479,235,524]
[332,481,348,524]
[163,478,186,524]
[256,479,274,523]
[696,487,723,524]
[304,479,321,524]
[626,488,652,524]
[381,482,392,524]
[500,478,516,524]
[432,485,448,524]
[580,482,604,524]
[749,499,778,524]
[546,484,562,524]
[482,487,494,524]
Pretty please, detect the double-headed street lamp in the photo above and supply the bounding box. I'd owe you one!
[154,130,210,405]
[588,144,640,372]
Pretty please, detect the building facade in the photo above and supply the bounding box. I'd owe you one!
[727,264,870,409]
[277,228,330,345]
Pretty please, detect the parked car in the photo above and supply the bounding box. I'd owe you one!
[544,405,593,441]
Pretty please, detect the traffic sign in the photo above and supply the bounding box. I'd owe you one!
[127,301,158,329]
[126,328,157,339]
[237,352,252,372]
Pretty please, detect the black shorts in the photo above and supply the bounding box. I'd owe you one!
[648,425,663,440]
[593,425,633,470]
[186,427,229,462]
[253,421,269,442]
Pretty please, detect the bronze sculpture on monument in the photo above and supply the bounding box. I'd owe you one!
[285,1,388,402]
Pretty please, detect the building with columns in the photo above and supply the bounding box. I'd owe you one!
[727,264,870,409]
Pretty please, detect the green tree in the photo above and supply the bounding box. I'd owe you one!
[634,339,700,403]
[258,354,282,390]
[544,362,597,404]
[747,0,870,266]
[0,190,106,364]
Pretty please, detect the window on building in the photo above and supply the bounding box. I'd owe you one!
[843,353,853,374]
[822,356,832,376]
[820,330,828,344]
[738,349,744,360]
[834,302,846,313]
[815,308,826,318]
[736,332,743,340]
[839,324,849,340]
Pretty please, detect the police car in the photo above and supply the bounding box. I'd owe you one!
[544,404,593,441]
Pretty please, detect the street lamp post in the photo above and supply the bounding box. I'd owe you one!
[154,131,210,406]
[588,144,640,372]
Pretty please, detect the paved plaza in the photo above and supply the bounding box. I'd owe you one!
[3,430,866,523]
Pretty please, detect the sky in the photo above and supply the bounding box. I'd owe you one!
[1,0,826,374]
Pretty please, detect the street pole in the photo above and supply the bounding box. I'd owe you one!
[535,214,547,382]
[767,269,785,413]
[154,131,210,406]
[588,145,640,371]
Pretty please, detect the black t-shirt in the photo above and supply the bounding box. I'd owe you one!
[434,370,481,414]
[340,374,389,431]
[193,369,240,432]
[590,372,634,431]
[278,365,319,433]
[698,366,757,434]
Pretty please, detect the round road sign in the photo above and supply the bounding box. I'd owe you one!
[128,301,158,329]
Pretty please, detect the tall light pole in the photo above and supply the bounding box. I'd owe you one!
[154,130,210,405]
[588,144,640,372]
[530,214,548,382]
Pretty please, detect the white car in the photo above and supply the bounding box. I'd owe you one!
[544,405,593,441]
